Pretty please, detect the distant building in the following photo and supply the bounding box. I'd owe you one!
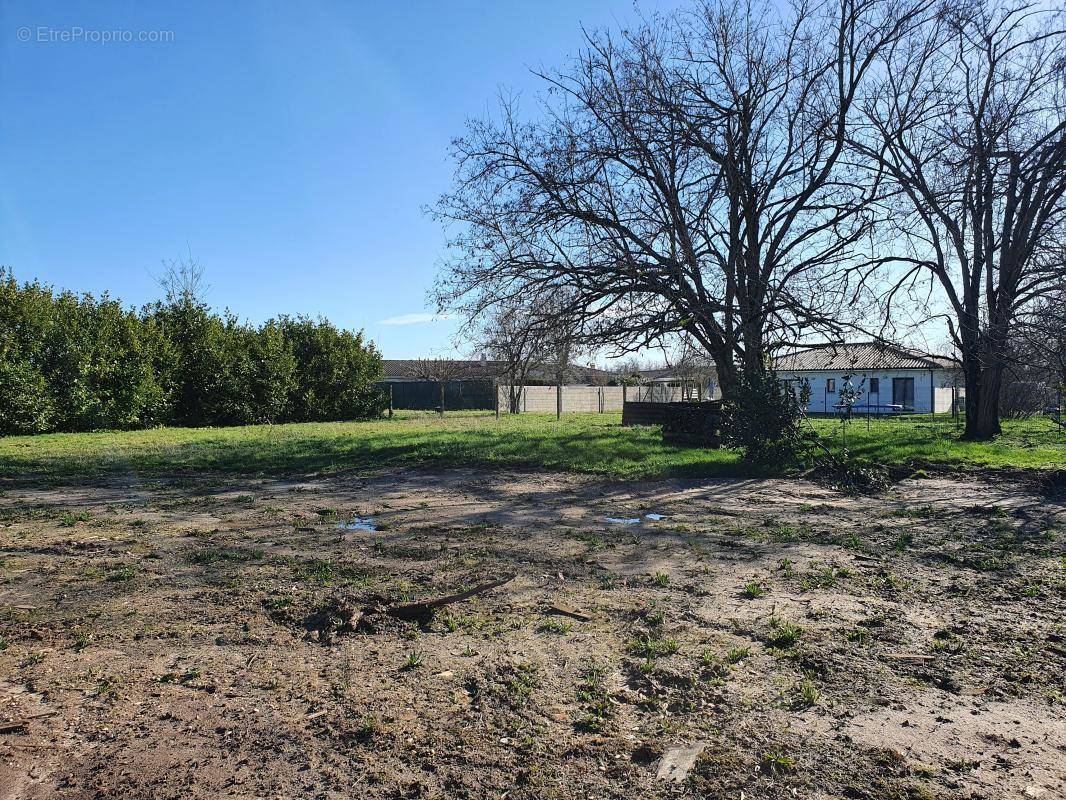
[629,365,719,402]
[381,359,615,385]
[379,358,617,411]
[773,341,962,415]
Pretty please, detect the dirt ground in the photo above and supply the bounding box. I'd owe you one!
[0,466,1063,799]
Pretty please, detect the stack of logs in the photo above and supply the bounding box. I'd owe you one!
[621,401,723,448]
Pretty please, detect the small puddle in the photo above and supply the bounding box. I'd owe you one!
[605,513,667,525]
[337,517,376,531]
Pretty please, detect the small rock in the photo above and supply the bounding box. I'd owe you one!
[656,742,706,782]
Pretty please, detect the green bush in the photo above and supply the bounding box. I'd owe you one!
[278,316,386,422]
[0,358,54,435]
[723,368,812,465]
[0,268,384,435]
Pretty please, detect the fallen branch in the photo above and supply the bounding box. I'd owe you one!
[386,573,518,621]
[545,603,593,622]
[883,652,936,662]
[0,712,55,734]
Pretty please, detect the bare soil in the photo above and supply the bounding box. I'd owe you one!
[0,467,1063,799]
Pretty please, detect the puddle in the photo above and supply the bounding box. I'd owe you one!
[337,517,376,531]
[605,514,667,525]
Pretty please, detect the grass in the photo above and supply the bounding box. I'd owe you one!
[0,411,1061,481]
[816,414,1064,471]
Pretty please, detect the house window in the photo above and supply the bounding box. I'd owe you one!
[826,378,836,392]
[869,377,879,394]
[892,377,915,409]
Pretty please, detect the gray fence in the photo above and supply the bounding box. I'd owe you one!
[379,380,496,411]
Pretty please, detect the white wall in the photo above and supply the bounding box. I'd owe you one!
[777,369,961,414]
[498,385,625,413]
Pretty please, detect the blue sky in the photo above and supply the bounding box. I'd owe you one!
[0,0,683,359]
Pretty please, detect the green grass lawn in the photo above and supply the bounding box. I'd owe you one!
[0,410,1061,480]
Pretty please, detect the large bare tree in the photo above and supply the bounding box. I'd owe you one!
[856,0,1066,438]
[433,0,924,400]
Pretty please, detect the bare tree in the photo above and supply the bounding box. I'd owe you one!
[1012,284,1066,408]
[413,357,470,417]
[433,0,924,401]
[157,251,210,307]
[857,0,1066,438]
[541,304,589,420]
[613,356,650,386]
[470,303,546,413]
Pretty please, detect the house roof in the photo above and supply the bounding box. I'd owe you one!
[382,359,615,383]
[382,359,508,380]
[773,342,959,372]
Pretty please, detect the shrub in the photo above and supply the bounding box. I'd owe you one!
[0,269,385,434]
[278,316,386,422]
[723,368,812,465]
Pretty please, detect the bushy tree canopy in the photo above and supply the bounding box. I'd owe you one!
[0,269,386,435]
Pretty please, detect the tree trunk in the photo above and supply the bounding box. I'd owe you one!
[710,348,739,402]
[439,382,445,418]
[961,355,1005,440]
[969,366,1003,439]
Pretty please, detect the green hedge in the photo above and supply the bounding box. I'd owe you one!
[0,269,385,435]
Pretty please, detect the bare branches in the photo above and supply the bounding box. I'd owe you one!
[432,0,922,399]
[857,0,1065,437]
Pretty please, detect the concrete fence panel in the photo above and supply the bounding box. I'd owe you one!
[497,385,625,414]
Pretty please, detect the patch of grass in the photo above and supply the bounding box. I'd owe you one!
[628,636,680,659]
[876,570,911,591]
[1,413,1059,480]
[263,594,294,610]
[539,617,573,635]
[841,531,864,550]
[574,665,613,733]
[355,715,384,741]
[766,619,804,648]
[759,749,796,774]
[189,546,264,566]
[764,521,801,542]
[726,646,750,664]
[790,678,820,709]
[652,571,670,587]
[800,564,850,591]
[741,581,766,599]
[845,626,872,645]
[159,667,202,684]
[58,511,93,527]
[402,650,425,671]
[498,661,539,709]
[297,558,336,585]
[107,565,136,582]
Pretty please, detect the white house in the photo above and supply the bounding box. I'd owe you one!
[774,342,962,415]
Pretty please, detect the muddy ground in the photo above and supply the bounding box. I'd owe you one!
[0,467,1063,799]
